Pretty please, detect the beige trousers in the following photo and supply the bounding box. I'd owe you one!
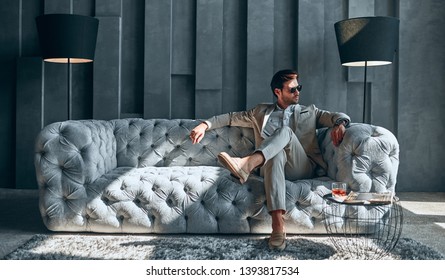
[257,126,316,212]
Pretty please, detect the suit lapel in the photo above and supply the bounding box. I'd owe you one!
[260,104,276,135]
[292,104,301,131]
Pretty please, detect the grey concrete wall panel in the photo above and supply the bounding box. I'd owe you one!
[121,0,144,115]
[43,62,69,124]
[172,0,196,75]
[273,0,297,71]
[72,63,93,120]
[93,16,121,120]
[375,0,397,17]
[346,82,365,123]
[298,0,324,107]
[16,58,43,189]
[195,89,223,120]
[349,0,374,17]
[144,0,172,119]
[0,0,20,188]
[171,75,195,119]
[398,1,445,192]
[373,0,399,132]
[222,0,247,113]
[96,0,122,16]
[195,0,224,90]
[73,0,95,16]
[44,0,72,14]
[195,0,224,118]
[323,0,348,113]
[21,0,42,57]
[246,0,274,109]
[371,64,397,131]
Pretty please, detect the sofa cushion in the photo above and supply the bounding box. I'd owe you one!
[38,164,332,233]
[112,119,255,168]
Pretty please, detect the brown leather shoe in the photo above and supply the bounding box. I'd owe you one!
[217,152,250,184]
[268,232,286,251]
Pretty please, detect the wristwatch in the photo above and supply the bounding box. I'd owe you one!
[334,119,349,127]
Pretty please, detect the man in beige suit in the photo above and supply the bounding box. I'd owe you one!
[190,69,350,250]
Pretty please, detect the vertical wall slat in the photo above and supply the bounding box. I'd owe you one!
[72,63,93,120]
[21,0,41,57]
[195,0,224,118]
[0,0,20,188]
[297,0,324,107]
[372,0,398,131]
[93,16,122,120]
[222,0,247,113]
[346,83,365,122]
[43,62,68,124]
[16,57,43,188]
[121,0,144,115]
[144,0,172,119]
[171,75,195,119]
[172,0,195,75]
[170,0,196,119]
[246,0,274,109]
[195,0,223,90]
[274,0,297,71]
[323,0,348,113]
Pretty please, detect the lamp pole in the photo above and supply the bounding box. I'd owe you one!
[67,57,72,120]
[363,61,367,123]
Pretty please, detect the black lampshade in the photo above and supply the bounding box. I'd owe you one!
[36,14,99,63]
[334,16,399,67]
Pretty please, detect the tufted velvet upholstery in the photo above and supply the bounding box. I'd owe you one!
[35,119,399,233]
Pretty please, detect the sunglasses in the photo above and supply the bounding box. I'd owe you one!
[289,84,302,93]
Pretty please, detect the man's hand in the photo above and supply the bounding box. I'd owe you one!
[190,122,208,144]
[331,123,346,147]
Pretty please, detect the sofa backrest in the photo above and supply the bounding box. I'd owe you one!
[35,118,399,193]
[111,119,256,168]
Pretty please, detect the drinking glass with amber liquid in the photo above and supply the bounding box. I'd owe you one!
[331,182,347,197]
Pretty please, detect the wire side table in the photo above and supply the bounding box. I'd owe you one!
[322,194,403,259]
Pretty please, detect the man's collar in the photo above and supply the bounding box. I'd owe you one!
[275,103,297,111]
[275,103,284,110]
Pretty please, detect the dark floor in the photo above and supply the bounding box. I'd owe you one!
[1,189,445,259]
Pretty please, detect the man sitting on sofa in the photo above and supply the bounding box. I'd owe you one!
[189,69,350,251]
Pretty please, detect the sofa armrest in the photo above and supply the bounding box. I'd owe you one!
[320,123,399,193]
[34,120,117,230]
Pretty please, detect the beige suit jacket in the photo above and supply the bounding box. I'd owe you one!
[205,103,350,171]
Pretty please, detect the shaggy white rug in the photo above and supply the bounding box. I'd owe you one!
[5,234,444,260]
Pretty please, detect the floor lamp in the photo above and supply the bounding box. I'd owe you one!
[334,16,399,123]
[36,14,99,120]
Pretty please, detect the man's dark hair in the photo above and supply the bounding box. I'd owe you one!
[270,69,298,95]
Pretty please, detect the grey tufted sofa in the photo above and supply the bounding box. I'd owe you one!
[34,119,399,234]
